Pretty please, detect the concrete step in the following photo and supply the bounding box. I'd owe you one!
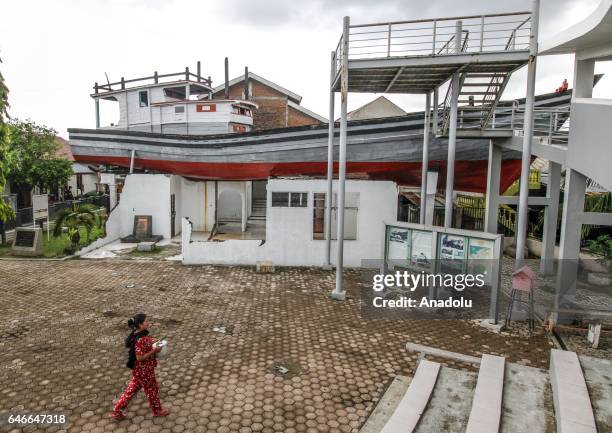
[550,349,597,433]
[379,360,441,433]
[465,354,505,433]
[579,355,612,432]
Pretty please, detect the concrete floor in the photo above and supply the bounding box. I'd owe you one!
[0,260,556,433]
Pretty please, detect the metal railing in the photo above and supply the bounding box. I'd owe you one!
[433,99,571,146]
[335,11,531,63]
[94,65,212,94]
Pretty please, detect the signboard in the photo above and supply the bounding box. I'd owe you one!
[12,227,43,256]
[14,230,36,247]
[410,230,433,271]
[382,221,504,322]
[32,194,50,240]
[33,194,49,221]
[386,227,410,264]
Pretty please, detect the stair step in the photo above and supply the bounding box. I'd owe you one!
[462,82,504,87]
[459,91,500,95]
[465,354,505,433]
[550,349,597,433]
[380,360,440,433]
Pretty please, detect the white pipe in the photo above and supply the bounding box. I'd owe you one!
[332,16,350,301]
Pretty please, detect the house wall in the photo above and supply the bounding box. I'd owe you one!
[114,174,172,239]
[183,179,397,267]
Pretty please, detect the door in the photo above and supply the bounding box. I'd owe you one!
[170,194,176,237]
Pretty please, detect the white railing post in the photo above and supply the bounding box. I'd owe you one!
[432,20,437,55]
[387,23,392,57]
[455,20,463,53]
[324,51,336,269]
[480,16,485,51]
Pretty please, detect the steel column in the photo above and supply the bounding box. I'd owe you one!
[94,99,100,129]
[444,21,462,228]
[129,149,135,174]
[484,140,502,233]
[432,87,439,133]
[324,51,336,269]
[515,0,540,267]
[540,161,561,275]
[420,92,431,224]
[332,16,350,301]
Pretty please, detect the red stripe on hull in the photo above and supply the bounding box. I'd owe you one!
[75,155,522,194]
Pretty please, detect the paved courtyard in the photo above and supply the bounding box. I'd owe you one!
[0,260,553,433]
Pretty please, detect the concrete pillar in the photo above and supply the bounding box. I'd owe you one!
[556,169,586,311]
[325,51,336,269]
[129,149,136,174]
[95,99,100,129]
[485,140,502,233]
[444,21,462,228]
[540,161,561,275]
[420,92,431,224]
[425,171,438,226]
[241,185,247,232]
[332,16,349,301]
[514,0,540,267]
[573,59,595,98]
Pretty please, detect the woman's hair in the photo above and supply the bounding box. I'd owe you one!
[127,313,147,331]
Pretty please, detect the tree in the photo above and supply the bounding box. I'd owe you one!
[0,56,14,223]
[53,204,99,252]
[6,119,73,195]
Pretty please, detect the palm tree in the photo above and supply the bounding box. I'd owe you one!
[53,204,99,246]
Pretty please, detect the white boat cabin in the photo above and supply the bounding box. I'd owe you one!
[92,67,257,135]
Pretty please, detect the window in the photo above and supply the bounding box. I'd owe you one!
[271,192,308,207]
[313,192,359,240]
[174,105,185,114]
[139,91,148,107]
[232,124,247,133]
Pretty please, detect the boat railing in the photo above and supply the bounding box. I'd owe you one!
[334,11,531,65]
[439,102,571,145]
[94,66,212,94]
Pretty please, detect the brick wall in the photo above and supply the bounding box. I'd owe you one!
[213,80,321,131]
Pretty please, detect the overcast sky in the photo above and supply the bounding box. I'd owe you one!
[1,0,610,138]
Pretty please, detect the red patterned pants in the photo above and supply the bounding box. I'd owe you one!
[114,369,162,415]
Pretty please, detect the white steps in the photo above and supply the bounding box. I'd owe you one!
[361,349,605,433]
[465,355,505,433]
[550,349,598,433]
[380,360,440,433]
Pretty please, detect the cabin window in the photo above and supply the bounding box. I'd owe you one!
[164,86,186,100]
[174,106,185,114]
[232,124,247,133]
[271,192,308,208]
[312,192,359,240]
[139,91,148,107]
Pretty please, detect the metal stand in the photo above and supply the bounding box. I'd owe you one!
[505,289,535,333]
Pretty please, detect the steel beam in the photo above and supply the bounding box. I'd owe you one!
[515,0,540,268]
[332,16,350,301]
[420,92,431,224]
[325,51,336,269]
[94,99,100,129]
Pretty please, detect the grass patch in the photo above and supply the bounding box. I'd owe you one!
[0,226,105,258]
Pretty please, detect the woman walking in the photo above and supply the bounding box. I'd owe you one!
[110,313,169,420]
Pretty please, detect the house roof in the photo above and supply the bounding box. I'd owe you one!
[213,72,302,104]
[346,96,408,121]
[55,136,75,161]
[287,100,327,123]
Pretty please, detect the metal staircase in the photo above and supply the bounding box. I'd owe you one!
[436,25,526,135]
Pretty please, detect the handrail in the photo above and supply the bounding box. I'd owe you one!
[336,11,532,63]
[94,69,213,94]
[349,11,530,28]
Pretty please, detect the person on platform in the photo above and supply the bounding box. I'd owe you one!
[109,313,169,420]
